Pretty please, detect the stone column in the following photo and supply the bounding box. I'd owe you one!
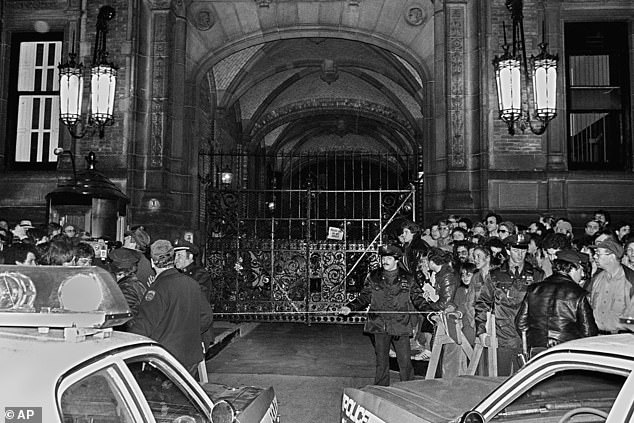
[543,0,566,172]
[131,0,189,239]
[441,0,477,212]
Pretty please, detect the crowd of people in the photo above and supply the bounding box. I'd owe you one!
[342,209,634,386]
[0,218,214,374]
[3,210,633,384]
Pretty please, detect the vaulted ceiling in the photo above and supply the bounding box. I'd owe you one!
[209,37,425,156]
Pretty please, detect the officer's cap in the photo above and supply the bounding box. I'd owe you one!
[379,244,403,258]
[173,239,199,256]
[503,233,531,249]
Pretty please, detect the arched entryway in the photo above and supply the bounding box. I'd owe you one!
[189,23,431,322]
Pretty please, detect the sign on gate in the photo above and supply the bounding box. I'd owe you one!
[327,227,344,240]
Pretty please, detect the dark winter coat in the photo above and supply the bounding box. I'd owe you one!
[180,262,215,348]
[515,272,598,348]
[181,262,213,303]
[426,264,458,311]
[129,268,214,369]
[117,273,147,318]
[348,267,426,336]
[475,261,544,348]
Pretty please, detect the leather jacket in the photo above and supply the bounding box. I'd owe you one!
[348,266,426,336]
[515,272,598,348]
[401,235,430,273]
[424,264,458,311]
[475,261,544,348]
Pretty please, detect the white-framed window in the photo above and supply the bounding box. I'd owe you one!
[9,35,62,166]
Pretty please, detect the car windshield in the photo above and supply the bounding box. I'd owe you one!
[491,369,627,422]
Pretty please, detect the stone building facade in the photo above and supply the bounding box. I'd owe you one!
[0,0,633,241]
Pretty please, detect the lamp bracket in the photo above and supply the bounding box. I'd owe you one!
[94,6,116,66]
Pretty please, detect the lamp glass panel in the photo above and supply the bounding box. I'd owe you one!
[533,58,557,120]
[496,58,521,122]
[495,70,504,110]
[59,70,83,126]
[107,71,117,117]
[546,65,557,112]
[91,65,116,123]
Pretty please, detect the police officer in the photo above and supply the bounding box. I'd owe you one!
[174,238,214,349]
[475,234,544,376]
[340,244,427,386]
[174,239,212,302]
[129,240,213,374]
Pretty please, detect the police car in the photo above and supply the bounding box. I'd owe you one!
[0,265,279,423]
[342,323,634,423]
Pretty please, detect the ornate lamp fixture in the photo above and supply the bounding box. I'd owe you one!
[493,0,558,135]
[59,6,117,139]
[220,166,234,185]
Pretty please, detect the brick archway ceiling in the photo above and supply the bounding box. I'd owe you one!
[212,37,423,156]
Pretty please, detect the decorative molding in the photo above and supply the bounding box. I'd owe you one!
[5,0,62,9]
[147,0,172,10]
[405,5,426,26]
[252,98,414,138]
[151,12,169,167]
[447,5,466,168]
[151,101,165,167]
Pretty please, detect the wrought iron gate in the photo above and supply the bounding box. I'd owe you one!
[202,151,421,324]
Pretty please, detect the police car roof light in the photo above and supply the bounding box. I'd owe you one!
[0,265,132,329]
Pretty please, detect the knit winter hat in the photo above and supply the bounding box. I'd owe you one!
[150,239,174,267]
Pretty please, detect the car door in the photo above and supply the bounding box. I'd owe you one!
[474,351,634,423]
[114,345,213,423]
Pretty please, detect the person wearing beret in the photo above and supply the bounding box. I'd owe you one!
[515,249,598,357]
[475,233,545,376]
[108,247,147,328]
[123,226,154,288]
[339,244,427,386]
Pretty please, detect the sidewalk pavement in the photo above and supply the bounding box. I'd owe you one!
[205,320,259,360]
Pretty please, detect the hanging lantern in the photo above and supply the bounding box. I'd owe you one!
[492,1,559,135]
[493,47,522,125]
[91,64,117,125]
[531,42,558,122]
[58,6,117,139]
[59,53,84,127]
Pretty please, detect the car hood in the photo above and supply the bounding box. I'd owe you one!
[343,376,506,423]
[202,382,277,422]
